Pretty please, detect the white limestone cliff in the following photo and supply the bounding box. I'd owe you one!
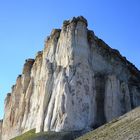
[0,120,2,140]
[1,16,140,140]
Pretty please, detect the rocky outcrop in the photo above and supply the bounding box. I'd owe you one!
[76,107,140,140]
[1,16,140,140]
[0,120,2,140]
[104,75,131,122]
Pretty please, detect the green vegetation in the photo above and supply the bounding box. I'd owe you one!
[11,129,36,140]
[11,129,75,140]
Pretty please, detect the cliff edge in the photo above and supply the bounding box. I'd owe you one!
[0,16,140,140]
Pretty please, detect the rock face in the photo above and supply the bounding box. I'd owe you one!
[0,120,2,140]
[1,16,140,140]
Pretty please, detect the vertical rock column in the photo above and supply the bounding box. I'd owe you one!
[0,120,2,140]
[22,59,35,94]
[22,54,42,132]
[2,93,12,140]
[105,75,122,121]
[2,59,34,140]
[19,59,35,132]
[42,17,96,132]
[104,75,131,122]
[36,29,61,132]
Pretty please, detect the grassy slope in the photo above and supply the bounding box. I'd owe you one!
[11,129,36,140]
[11,129,75,140]
[76,107,140,140]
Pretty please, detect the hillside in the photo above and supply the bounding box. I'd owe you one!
[76,107,140,140]
[11,129,75,140]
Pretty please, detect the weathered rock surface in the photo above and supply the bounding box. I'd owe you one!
[76,107,140,140]
[0,120,2,140]
[1,16,140,140]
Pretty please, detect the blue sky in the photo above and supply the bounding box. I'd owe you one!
[0,0,140,119]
